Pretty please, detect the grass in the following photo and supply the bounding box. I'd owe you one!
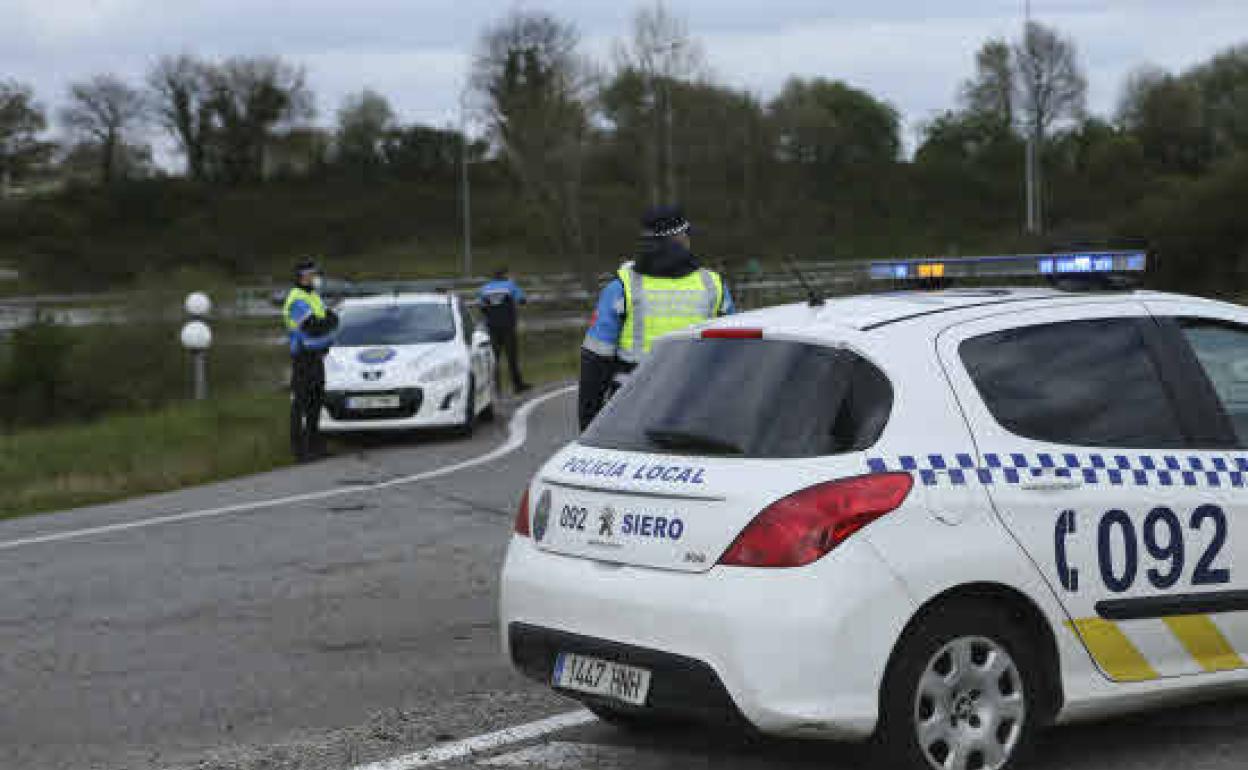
[0,391,293,519]
[0,326,583,519]
[517,327,582,388]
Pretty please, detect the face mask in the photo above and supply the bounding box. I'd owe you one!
[311,275,325,291]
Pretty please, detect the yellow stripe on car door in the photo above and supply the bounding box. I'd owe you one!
[1068,618,1160,682]
[1163,615,1244,673]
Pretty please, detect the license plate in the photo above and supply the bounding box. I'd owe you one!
[552,653,651,706]
[346,395,401,410]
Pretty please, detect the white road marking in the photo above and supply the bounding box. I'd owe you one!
[483,741,655,769]
[0,385,575,552]
[349,710,597,770]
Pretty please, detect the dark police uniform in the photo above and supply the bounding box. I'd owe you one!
[477,276,530,393]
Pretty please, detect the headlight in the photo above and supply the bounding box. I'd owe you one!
[417,359,467,383]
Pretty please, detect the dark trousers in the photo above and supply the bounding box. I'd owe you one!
[488,324,526,391]
[290,353,326,460]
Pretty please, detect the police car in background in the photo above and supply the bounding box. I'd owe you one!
[501,252,1248,770]
[320,292,495,434]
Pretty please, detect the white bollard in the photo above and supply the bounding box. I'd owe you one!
[180,319,213,401]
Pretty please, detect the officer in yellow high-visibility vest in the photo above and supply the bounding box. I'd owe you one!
[283,259,339,461]
[578,206,734,430]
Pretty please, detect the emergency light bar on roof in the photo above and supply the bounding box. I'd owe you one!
[868,251,1147,281]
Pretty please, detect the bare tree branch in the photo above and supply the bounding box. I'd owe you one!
[60,74,147,184]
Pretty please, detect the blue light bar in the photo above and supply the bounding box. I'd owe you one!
[869,251,1147,282]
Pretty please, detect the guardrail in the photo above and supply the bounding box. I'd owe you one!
[0,260,878,335]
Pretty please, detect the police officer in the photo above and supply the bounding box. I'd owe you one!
[283,259,339,462]
[578,206,734,430]
[478,267,531,394]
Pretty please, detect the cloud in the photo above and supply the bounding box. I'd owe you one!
[1,0,1245,158]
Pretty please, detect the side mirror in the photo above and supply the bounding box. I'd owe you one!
[472,329,491,349]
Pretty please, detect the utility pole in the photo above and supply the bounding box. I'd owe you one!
[459,88,473,278]
[663,73,675,203]
[1022,0,1042,235]
[645,40,681,205]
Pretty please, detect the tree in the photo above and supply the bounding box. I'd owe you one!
[380,125,485,179]
[204,56,314,184]
[961,39,1014,129]
[613,1,706,203]
[147,55,216,181]
[1118,66,1210,175]
[1014,21,1087,232]
[472,10,594,266]
[769,78,900,170]
[60,75,148,184]
[334,89,395,173]
[1014,22,1086,139]
[0,80,52,195]
[1188,44,1248,161]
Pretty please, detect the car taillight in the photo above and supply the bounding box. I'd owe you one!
[514,488,531,537]
[718,473,913,568]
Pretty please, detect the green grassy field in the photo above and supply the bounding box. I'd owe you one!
[1,327,583,519]
[0,391,293,518]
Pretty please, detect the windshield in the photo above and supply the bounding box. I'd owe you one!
[581,338,892,458]
[336,303,456,346]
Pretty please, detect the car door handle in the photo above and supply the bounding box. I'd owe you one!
[1020,475,1083,491]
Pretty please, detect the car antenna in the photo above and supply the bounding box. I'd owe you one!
[784,255,825,307]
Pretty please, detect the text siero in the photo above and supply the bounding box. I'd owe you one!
[621,514,685,541]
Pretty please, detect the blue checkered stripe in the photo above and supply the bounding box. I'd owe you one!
[866,452,1248,488]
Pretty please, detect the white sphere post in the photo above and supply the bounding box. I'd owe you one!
[181,292,213,401]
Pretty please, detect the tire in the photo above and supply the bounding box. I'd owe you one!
[876,603,1044,770]
[455,377,476,437]
[480,399,496,422]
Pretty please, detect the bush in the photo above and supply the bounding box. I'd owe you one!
[0,315,76,425]
[0,313,283,429]
[1120,153,1248,296]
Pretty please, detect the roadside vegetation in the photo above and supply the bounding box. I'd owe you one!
[1,8,1246,296]
[0,325,581,518]
[0,391,290,517]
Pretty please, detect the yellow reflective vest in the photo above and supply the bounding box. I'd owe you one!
[282,287,329,353]
[617,265,725,362]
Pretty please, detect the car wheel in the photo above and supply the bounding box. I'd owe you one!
[456,376,476,437]
[877,603,1042,770]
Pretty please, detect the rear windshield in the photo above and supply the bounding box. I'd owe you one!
[336,303,456,346]
[581,338,892,458]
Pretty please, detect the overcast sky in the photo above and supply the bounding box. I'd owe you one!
[5,0,1247,158]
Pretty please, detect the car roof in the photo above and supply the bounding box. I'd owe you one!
[338,292,454,309]
[706,287,1238,335]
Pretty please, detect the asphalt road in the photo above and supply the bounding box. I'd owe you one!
[5,385,1248,770]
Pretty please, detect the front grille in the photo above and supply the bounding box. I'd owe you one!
[508,623,745,725]
[325,388,423,421]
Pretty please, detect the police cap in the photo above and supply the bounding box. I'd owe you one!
[640,205,692,238]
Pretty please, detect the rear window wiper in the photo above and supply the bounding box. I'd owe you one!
[644,428,745,456]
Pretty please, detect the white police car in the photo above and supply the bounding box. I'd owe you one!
[320,293,495,434]
[501,253,1248,769]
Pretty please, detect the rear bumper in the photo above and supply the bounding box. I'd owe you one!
[509,623,746,725]
[499,535,918,740]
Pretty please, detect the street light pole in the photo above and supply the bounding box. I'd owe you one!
[1022,0,1041,235]
[459,88,473,279]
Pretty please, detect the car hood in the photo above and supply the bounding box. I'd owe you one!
[329,342,451,370]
